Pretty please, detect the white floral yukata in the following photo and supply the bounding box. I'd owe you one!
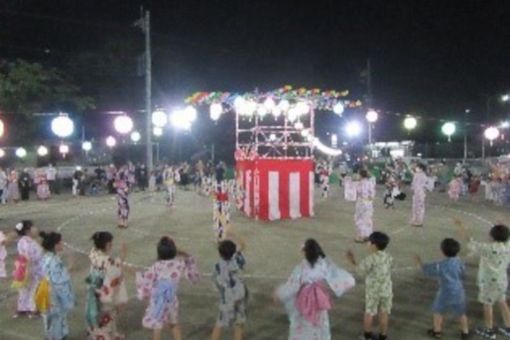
[276,258,355,340]
[355,178,376,238]
[16,236,44,312]
[410,171,428,225]
[136,256,199,329]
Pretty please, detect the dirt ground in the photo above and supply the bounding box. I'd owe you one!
[0,185,508,339]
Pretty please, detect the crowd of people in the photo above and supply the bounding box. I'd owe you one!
[3,157,510,340]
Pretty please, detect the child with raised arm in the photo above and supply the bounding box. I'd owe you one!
[136,236,199,340]
[211,224,248,340]
[414,238,469,339]
[346,231,393,340]
[456,219,510,339]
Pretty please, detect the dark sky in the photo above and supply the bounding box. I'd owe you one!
[1,0,510,145]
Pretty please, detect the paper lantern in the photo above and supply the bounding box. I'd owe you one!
[130,131,141,142]
[114,115,133,134]
[82,141,92,151]
[51,115,74,138]
[37,146,49,157]
[152,110,168,127]
[16,147,27,158]
[106,136,116,147]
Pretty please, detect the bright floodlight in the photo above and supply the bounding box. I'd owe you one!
[170,109,192,130]
[152,110,168,127]
[210,103,223,121]
[366,110,378,123]
[59,144,69,155]
[404,116,418,130]
[82,141,92,151]
[484,126,500,141]
[264,97,275,111]
[345,121,362,138]
[441,122,456,136]
[130,131,141,143]
[153,127,163,136]
[0,118,4,137]
[37,146,48,157]
[502,94,510,102]
[106,136,116,148]
[0,148,4,158]
[16,147,27,158]
[184,106,197,122]
[333,102,344,115]
[114,115,133,134]
[51,115,74,138]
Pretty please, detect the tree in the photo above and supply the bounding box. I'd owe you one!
[0,59,95,116]
[0,59,95,143]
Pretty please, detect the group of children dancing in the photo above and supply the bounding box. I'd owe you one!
[2,216,510,340]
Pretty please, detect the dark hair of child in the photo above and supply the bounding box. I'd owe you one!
[303,238,326,267]
[417,163,427,172]
[16,220,33,236]
[40,231,62,252]
[490,224,510,243]
[440,238,461,257]
[359,169,369,179]
[218,240,237,261]
[91,231,113,251]
[368,232,390,251]
[158,236,177,260]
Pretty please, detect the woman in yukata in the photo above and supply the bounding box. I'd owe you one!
[275,239,356,340]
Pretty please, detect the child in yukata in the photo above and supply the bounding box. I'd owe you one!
[275,239,355,340]
[414,238,469,339]
[456,219,510,339]
[86,232,128,340]
[347,232,393,340]
[13,220,44,318]
[211,225,248,340]
[39,231,75,340]
[136,236,199,340]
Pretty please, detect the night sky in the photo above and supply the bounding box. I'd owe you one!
[1,0,510,158]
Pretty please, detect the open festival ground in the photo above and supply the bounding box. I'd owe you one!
[0,186,508,340]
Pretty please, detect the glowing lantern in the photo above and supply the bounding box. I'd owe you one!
[51,115,74,138]
[484,126,500,146]
[333,102,344,115]
[37,146,49,157]
[404,116,417,130]
[82,141,92,151]
[130,131,141,143]
[59,144,69,155]
[366,110,378,123]
[152,110,168,127]
[16,147,27,158]
[210,103,223,121]
[114,115,133,134]
[106,136,116,148]
[441,122,456,141]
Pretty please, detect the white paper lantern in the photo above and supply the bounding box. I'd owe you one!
[82,141,92,151]
[210,103,223,121]
[278,99,290,112]
[366,110,378,123]
[59,144,69,155]
[404,116,417,130]
[114,115,133,134]
[153,127,163,136]
[333,102,344,115]
[152,110,168,127]
[16,147,27,158]
[184,106,197,122]
[130,131,141,143]
[106,136,116,147]
[37,146,49,157]
[51,115,74,138]
[484,126,500,141]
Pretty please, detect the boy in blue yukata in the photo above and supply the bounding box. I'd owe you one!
[415,238,470,339]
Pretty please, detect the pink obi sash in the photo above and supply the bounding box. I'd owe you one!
[296,281,332,326]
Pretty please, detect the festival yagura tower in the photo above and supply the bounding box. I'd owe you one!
[186,86,361,221]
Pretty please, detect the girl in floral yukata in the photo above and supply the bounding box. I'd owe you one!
[115,171,130,229]
[275,239,356,340]
[39,231,75,340]
[136,236,199,340]
[354,169,376,243]
[211,225,248,340]
[448,175,462,202]
[13,220,44,318]
[86,232,128,340]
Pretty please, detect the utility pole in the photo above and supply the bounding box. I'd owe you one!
[135,9,153,172]
[366,59,374,147]
[463,109,469,162]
